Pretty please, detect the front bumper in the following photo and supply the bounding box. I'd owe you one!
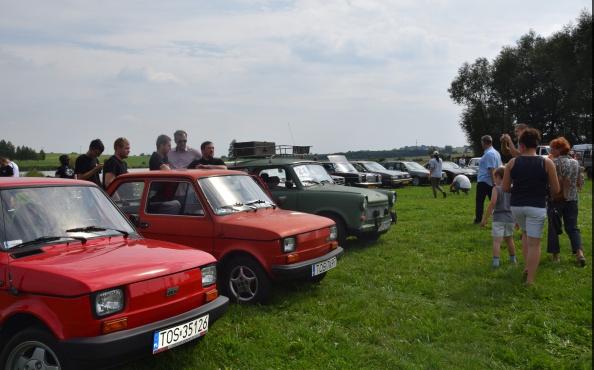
[271,247,344,279]
[61,296,229,368]
[388,178,412,186]
[354,182,382,188]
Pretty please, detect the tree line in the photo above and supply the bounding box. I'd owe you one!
[449,11,592,155]
[0,140,46,160]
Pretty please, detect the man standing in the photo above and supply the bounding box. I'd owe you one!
[501,123,528,158]
[168,130,201,169]
[474,135,502,224]
[103,137,130,188]
[149,135,172,171]
[188,141,227,170]
[428,151,446,198]
[75,139,104,186]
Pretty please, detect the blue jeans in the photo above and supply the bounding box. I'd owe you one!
[547,201,582,254]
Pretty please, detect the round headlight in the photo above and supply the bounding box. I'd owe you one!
[282,237,296,253]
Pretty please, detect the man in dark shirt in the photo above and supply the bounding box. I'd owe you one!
[103,137,131,188]
[149,135,172,171]
[55,154,75,179]
[0,157,14,177]
[188,141,227,169]
[75,139,104,186]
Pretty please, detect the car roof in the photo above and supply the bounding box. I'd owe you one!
[116,169,247,181]
[228,158,318,167]
[0,177,94,188]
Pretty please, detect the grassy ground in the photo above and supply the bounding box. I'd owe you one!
[123,181,592,370]
[17,153,150,171]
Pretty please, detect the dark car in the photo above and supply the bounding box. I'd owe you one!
[424,161,477,183]
[228,158,396,244]
[321,155,382,188]
[382,161,430,186]
[351,161,412,187]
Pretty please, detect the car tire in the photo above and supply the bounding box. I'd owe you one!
[0,327,69,370]
[223,256,271,304]
[319,213,347,246]
[412,177,420,186]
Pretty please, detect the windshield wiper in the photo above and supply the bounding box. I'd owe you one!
[245,199,276,209]
[66,226,129,238]
[10,235,88,250]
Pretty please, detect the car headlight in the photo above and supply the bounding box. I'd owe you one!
[328,225,338,241]
[360,196,368,211]
[94,288,124,317]
[281,237,296,253]
[201,265,217,287]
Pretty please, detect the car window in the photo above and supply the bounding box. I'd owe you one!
[258,167,296,189]
[112,182,145,215]
[146,181,204,216]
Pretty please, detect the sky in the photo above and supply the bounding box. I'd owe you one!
[0,0,591,155]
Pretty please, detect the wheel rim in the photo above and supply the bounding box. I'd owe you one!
[412,177,420,186]
[6,341,61,370]
[229,265,259,302]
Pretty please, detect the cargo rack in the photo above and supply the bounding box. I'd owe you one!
[227,141,319,164]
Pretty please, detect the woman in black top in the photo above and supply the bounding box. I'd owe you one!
[502,128,560,285]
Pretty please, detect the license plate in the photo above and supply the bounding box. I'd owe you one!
[312,257,337,276]
[378,219,391,232]
[152,315,209,354]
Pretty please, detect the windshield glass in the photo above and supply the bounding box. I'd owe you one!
[442,161,460,169]
[362,162,388,172]
[0,186,135,250]
[404,162,426,171]
[334,162,359,173]
[293,164,334,186]
[199,175,275,216]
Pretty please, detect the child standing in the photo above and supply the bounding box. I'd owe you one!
[480,167,517,267]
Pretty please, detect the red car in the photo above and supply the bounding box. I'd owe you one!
[107,170,344,304]
[0,178,228,369]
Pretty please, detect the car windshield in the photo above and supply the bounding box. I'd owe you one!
[334,162,359,173]
[404,162,426,171]
[442,161,460,169]
[362,162,387,172]
[0,186,136,250]
[198,175,275,216]
[293,164,334,186]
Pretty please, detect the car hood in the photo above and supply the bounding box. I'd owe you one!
[305,184,389,203]
[8,237,215,296]
[216,208,334,241]
[381,169,410,177]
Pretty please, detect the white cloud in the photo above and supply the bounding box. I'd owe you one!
[117,66,183,84]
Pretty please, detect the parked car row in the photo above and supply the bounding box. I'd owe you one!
[1,159,397,369]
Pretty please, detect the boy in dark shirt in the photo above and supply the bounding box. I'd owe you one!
[103,137,130,188]
[188,141,227,170]
[149,135,172,171]
[75,139,104,186]
[55,154,75,179]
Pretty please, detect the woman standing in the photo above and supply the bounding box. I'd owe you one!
[502,128,560,285]
[547,137,586,266]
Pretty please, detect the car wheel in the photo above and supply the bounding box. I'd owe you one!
[223,256,271,304]
[319,213,347,246]
[0,327,67,370]
[412,177,420,186]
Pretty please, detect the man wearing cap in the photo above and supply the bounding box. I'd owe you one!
[168,130,201,169]
[428,151,446,198]
[474,135,502,224]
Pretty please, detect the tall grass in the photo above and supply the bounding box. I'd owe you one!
[123,181,592,370]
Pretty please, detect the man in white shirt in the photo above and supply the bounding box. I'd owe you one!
[168,130,202,169]
[8,160,19,177]
[450,174,471,195]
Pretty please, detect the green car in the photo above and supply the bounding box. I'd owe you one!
[228,158,396,244]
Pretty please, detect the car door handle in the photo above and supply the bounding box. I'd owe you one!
[138,221,150,229]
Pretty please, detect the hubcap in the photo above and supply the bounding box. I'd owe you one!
[7,341,60,370]
[229,265,258,302]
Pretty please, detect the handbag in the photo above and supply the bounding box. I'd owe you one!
[548,206,563,235]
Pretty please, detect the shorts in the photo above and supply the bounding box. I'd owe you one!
[511,206,547,238]
[492,222,514,237]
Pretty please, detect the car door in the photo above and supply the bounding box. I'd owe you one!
[113,179,214,253]
[256,167,299,210]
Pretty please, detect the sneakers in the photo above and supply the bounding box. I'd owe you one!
[577,255,587,267]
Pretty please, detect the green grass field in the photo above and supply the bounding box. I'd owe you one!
[123,182,592,370]
[17,153,151,171]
